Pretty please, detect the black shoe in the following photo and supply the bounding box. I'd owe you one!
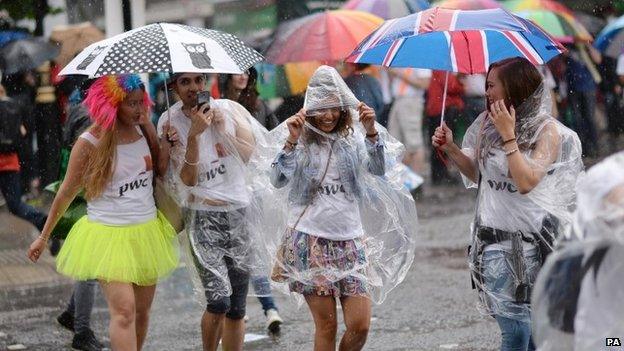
[57,311,74,332]
[49,238,61,257]
[72,329,103,351]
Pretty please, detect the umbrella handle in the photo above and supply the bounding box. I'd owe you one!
[164,80,172,126]
[440,70,449,127]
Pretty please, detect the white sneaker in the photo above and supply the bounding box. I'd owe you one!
[265,308,283,333]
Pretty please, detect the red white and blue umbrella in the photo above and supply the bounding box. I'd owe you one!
[347,7,564,74]
[347,7,564,126]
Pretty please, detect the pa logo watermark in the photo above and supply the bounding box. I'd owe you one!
[607,337,622,347]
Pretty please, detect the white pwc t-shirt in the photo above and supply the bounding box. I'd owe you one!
[157,100,249,210]
[477,148,546,252]
[80,130,157,225]
[288,145,363,241]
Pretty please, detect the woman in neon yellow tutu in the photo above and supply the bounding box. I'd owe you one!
[27,74,179,351]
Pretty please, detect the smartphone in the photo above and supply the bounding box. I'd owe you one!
[197,91,210,109]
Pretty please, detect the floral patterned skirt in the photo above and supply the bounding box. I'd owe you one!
[272,228,368,298]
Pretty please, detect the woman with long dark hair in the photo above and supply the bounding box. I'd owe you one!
[219,67,279,130]
[432,57,583,351]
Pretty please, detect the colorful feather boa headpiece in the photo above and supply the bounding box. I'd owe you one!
[83,74,152,130]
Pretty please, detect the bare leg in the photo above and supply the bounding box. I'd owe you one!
[201,311,225,351]
[222,317,245,351]
[305,295,338,351]
[339,296,371,351]
[133,284,157,350]
[100,281,137,351]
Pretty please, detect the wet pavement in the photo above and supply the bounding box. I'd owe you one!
[0,182,503,351]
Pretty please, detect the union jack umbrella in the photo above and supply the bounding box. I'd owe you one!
[346,7,564,74]
[346,7,564,124]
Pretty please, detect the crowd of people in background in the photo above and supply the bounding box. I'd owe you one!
[1,5,624,351]
[3,37,624,212]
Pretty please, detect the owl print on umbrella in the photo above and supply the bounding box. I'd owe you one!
[182,43,213,69]
[76,45,107,70]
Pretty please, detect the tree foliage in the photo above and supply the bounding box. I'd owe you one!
[0,0,62,22]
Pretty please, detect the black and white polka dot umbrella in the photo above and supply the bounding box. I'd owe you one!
[59,23,263,77]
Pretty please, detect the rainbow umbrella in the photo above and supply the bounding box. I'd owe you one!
[594,14,624,58]
[264,10,384,64]
[343,0,429,19]
[502,0,592,42]
[434,0,501,10]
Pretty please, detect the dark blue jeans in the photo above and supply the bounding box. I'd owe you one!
[568,91,598,156]
[252,276,277,313]
[495,315,536,351]
[66,280,98,334]
[0,171,46,230]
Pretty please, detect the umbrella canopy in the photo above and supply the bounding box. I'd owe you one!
[347,7,564,74]
[0,37,60,75]
[264,10,383,64]
[256,61,320,98]
[60,23,263,77]
[342,0,429,19]
[434,0,501,10]
[502,0,592,42]
[595,14,624,58]
[50,22,105,69]
[0,30,29,48]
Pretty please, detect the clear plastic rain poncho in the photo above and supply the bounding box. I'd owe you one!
[461,83,583,322]
[532,151,624,351]
[157,98,272,303]
[248,66,418,304]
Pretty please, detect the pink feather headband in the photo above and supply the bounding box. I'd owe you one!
[83,74,152,130]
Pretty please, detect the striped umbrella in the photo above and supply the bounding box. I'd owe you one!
[343,0,430,19]
[594,14,624,58]
[347,7,564,122]
[348,7,564,73]
[264,10,383,64]
[502,0,592,42]
[434,0,501,10]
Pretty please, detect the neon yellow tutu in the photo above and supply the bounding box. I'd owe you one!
[56,211,179,286]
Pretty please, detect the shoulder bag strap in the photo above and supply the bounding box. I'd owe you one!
[292,141,335,230]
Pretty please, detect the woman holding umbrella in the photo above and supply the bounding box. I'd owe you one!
[432,57,583,351]
[27,74,179,351]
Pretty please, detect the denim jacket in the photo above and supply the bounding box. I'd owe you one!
[270,136,385,206]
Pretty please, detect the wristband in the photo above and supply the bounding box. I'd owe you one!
[503,137,516,145]
[366,131,379,138]
[184,157,200,166]
[505,148,519,156]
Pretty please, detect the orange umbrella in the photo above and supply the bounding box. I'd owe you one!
[265,10,384,64]
[50,22,105,68]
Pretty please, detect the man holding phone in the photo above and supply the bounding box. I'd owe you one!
[157,72,257,351]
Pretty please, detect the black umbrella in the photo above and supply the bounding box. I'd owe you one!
[0,37,59,74]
